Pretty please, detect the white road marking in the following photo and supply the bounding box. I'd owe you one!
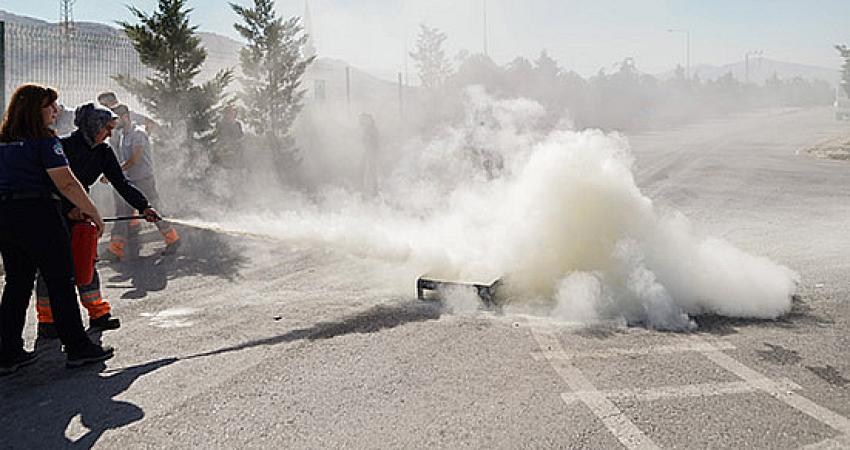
[140,308,197,328]
[530,341,735,361]
[531,326,850,449]
[690,335,850,436]
[562,378,801,403]
[530,327,660,450]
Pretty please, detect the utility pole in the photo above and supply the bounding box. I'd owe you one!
[745,50,763,84]
[401,0,409,86]
[482,0,489,57]
[303,0,317,58]
[668,28,690,80]
[403,40,409,86]
[398,72,404,119]
[345,66,351,117]
[60,0,76,35]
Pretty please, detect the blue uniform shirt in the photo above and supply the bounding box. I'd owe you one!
[0,137,69,193]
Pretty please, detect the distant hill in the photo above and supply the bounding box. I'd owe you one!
[657,58,839,86]
[0,9,241,82]
[0,9,395,91]
[0,9,121,35]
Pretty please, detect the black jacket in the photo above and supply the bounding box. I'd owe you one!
[59,132,150,215]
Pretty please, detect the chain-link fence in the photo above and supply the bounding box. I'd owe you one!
[0,19,408,126]
[0,20,152,115]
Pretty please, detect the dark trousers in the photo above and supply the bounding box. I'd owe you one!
[0,198,90,356]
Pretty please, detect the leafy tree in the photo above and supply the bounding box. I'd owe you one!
[231,0,315,155]
[116,0,232,144]
[836,45,850,96]
[504,57,534,95]
[409,24,452,90]
[506,57,534,78]
[534,50,560,80]
[450,54,504,93]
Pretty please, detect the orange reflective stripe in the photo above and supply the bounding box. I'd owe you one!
[80,291,101,301]
[36,302,54,323]
[83,299,111,319]
[163,229,179,244]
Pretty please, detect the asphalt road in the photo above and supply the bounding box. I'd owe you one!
[1,107,849,449]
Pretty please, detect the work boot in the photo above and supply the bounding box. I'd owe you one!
[0,350,38,376]
[37,322,59,339]
[66,343,114,368]
[89,314,121,331]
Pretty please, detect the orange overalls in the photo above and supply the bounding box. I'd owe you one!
[35,269,110,324]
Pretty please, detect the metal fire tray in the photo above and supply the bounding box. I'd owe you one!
[416,275,503,308]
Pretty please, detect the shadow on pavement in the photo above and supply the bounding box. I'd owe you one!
[185,300,442,360]
[0,356,177,449]
[102,225,248,300]
[693,295,832,336]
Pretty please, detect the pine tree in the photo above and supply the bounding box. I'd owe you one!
[836,45,850,96]
[409,24,451,90]
[116,0,232,143]
[231,0,315,157]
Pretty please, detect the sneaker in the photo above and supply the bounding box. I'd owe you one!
[0,350,39,376]
[66,344,115,368]
[89,314,121,331]
[37,322,59,339]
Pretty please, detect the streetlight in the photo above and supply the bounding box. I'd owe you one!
[745,50,763,84]
[667,28,690,81]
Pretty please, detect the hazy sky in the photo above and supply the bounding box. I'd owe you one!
[3,0,848,77]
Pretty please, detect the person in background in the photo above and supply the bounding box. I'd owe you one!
[52,103,76,137]
[359,113,381,196]
[213,105,244,167]
[0,84,114,374]
[34,103,163,339]
[96,92,153,145]
[108,104,179,260]
[96,92,148,128]
[96,92,119,110]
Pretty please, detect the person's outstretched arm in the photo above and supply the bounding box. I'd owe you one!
[47,167,104,236]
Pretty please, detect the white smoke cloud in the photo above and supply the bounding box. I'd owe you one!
[204,87,797,330]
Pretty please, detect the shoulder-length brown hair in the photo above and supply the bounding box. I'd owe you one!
[0,84,58,142]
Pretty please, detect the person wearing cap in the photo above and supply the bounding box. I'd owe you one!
[96,92,150,139]
[34,103,163,339]
[108,104,179,259]
[0,84,114,374]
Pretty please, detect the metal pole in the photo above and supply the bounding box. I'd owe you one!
[397,72,404,119]
[345,66,351,117]
[685,31,690,81]
[483,0,488,56]
[0,21,6,115]
[667,29,690,81]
